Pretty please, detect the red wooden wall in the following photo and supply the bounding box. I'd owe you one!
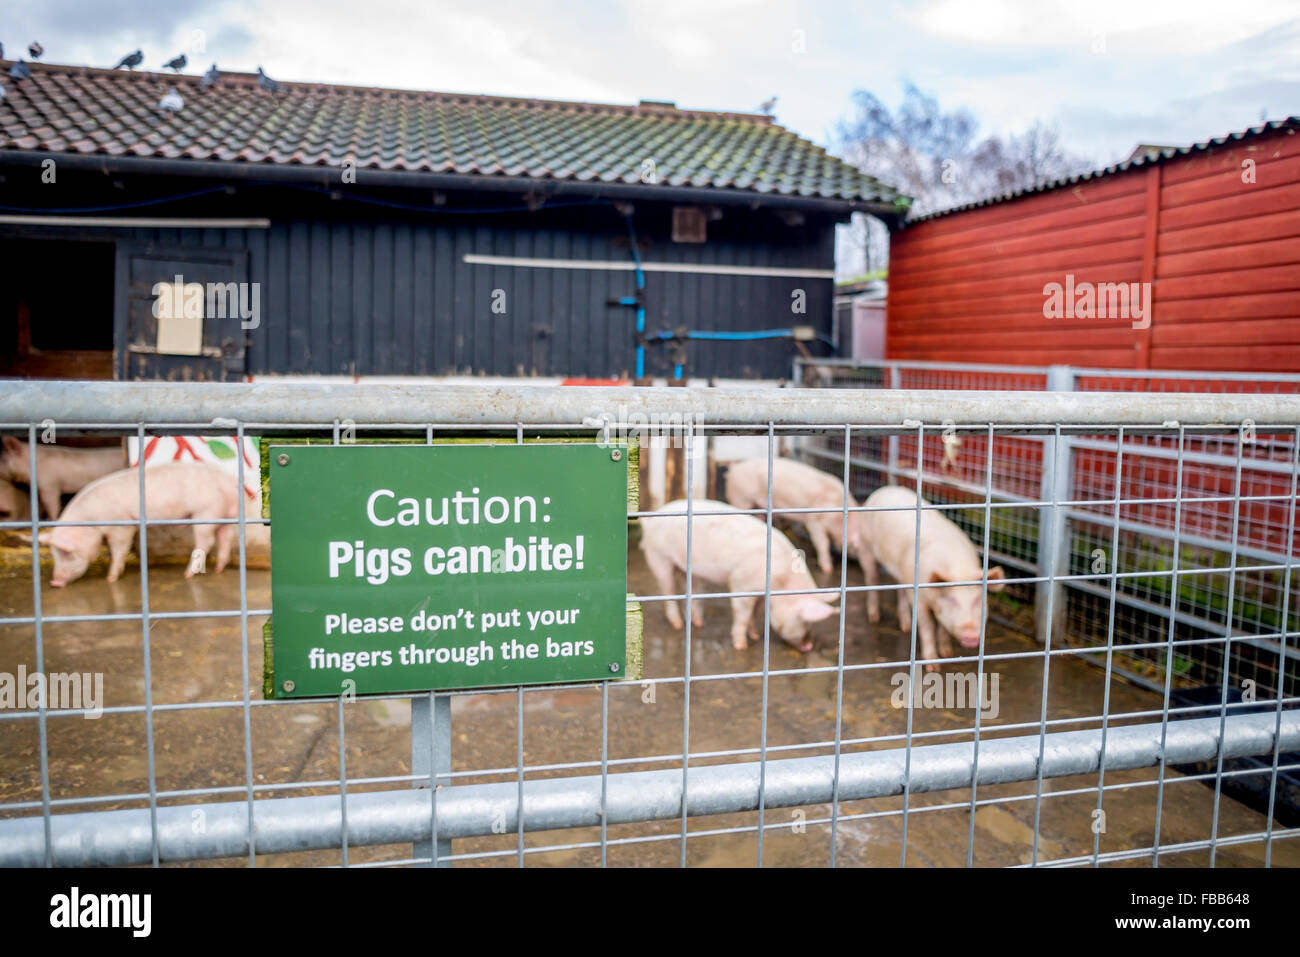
[886,124,1300,371]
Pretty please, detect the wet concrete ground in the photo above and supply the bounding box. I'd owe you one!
[0,538,1295,868]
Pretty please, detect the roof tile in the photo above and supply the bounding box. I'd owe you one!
[0,61,901,206]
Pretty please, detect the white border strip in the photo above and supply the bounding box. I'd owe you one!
[464,252,834,279]
[0,215,272,228]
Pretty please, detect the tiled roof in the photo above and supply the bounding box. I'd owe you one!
[911,116,1300,223]
[0,61,904,210]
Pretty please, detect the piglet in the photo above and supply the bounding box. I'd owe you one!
[725,456,875,597]
[639,498,838,652]
[2,437,124,520]
[37,461,242,587]
[0,478,32,524]
[862,486,1005,670]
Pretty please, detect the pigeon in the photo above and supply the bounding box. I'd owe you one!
[256,66,282,93]
[163,53,186,72]
[757,95,777,115]
[114,49,143,70]
[9,60,31,81]
[158,86,184,112]
[28,42,43,60]
[200,63,219,88]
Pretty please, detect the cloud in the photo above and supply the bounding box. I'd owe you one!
[5,0,1295,177]
[909,0,1300,55]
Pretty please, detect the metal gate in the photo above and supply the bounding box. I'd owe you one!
[0,379,1296,867]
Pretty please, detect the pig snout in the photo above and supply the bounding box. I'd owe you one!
[780,632,815,653]
[957,629,981,648]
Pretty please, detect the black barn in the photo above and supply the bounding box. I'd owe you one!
[0,62,904,382]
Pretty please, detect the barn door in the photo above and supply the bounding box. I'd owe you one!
[115,245,249,381]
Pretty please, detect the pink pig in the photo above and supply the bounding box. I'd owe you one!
[2,436,124,520]
[639,499,839,652]
[862,486,1005,670]
[725,456,875,590]
[0,479,32,524]
[37,462,242,587]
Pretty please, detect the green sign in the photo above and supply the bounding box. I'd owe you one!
[266,443,629,697]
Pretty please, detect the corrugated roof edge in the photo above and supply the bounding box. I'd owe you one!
[908,115,1300,224]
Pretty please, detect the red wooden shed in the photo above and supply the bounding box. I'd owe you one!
[886,117,1300,371]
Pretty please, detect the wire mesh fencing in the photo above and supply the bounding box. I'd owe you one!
[796,360,1300,696]
[0,379,1297,867]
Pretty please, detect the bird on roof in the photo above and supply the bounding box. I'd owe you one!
[200,63,219,88]
[757,95,777,115]
[114,49,143,70]
[158,86,184,112]
[28,42,43,60]
[9,60,31,81]
[163,53,187,72]
[256,66,282,93]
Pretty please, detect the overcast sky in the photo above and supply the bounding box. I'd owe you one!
[7,0,1299,169]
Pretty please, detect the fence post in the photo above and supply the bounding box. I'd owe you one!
[886,364,901,485]
[1036,365,1074,644]
[412,693,452,867]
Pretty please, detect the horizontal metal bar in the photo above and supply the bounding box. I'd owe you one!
[798,358,1300,386]
[463,252,835,279]
[1069,435,1298,476]
[802,442,1298,571]
[2,381,1299,426]
[794,357,1054,376]
[1,711,1293,866]
[1036,829,1300,868]
[0,214,272,229]
[1063,575,1300,665]
[1070,366,1300,385]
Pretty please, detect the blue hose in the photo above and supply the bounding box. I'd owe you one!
[682,329,838,349]
[623,213,647,378]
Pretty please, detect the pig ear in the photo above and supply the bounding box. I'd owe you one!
[986,566,1007,592]
[799,599,838,623]
[2,436,22,454]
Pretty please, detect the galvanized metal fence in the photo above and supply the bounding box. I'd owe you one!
[795,359,1300,699]
[0,379,1297,867]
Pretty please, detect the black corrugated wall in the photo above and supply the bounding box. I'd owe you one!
[3,179,838,380]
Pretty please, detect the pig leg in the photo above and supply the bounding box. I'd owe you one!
[917,603,942,673]
[860,550,880,624]
[643,547,683,630]
[807,521,834,575]
[688,575,706,627]
[187,524,218,578]
[729,595,758,650]
[214,524,234,574]
[897,588,912,633]
[36,481,62,521]
[105,528,135,583]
